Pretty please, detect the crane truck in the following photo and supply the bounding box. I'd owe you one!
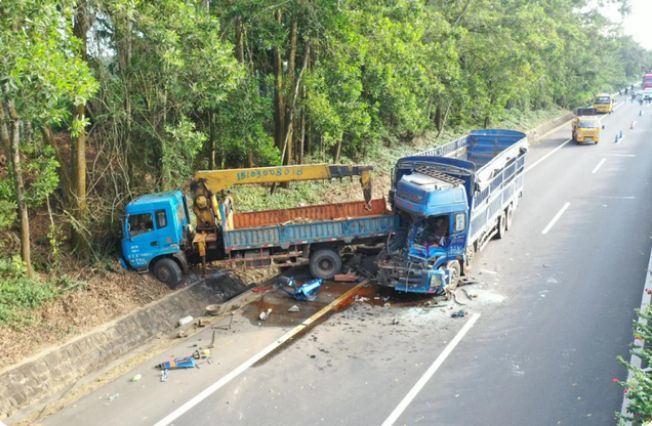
[120,164,398,287]
[376,129,528,295]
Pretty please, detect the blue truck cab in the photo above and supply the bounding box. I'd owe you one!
[120,190,191,285]
[377,129,527,294]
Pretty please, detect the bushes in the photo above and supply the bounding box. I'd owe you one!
[0,256,57,325]
[618,305,652,422]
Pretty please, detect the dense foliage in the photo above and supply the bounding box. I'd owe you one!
[0,0,650,278]
[618,305,652,422]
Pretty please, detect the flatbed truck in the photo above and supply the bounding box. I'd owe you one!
[120,164,398,287]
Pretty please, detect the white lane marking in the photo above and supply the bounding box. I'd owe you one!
[525,139,572,174]
[596,195,636,200]
[381,313,481,426]
[541,202,571,235]
[614,102,625,111]
[152,283,365,426]
[591,158,606,174]
[620,241,652,419]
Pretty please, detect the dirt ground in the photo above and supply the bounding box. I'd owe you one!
[0,269,171,369]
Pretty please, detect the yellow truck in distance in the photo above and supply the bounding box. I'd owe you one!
[592,93,614,113]
[572,109,602,144]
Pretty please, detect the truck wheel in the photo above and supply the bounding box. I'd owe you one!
[496,213,507,239]
[152,258,183,288]
[309,248,342,280]
[444,260,461,294]
[505,205,514,231]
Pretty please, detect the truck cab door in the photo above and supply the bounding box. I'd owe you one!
[124,212,158,269]
[448,211,468,256]
[153,208,176,250]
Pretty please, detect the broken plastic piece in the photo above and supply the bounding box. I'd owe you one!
[277,276,322,301]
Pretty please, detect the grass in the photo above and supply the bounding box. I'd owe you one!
[0,256,58,325]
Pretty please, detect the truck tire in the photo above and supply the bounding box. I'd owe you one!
[309,248,342,280]
[505,205,514,231]
[496,213,507,239]
[445,260,461,293]
[152,258,183,288]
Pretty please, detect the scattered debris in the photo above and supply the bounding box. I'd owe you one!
[108,393,120,401]
[130,373,142,382]
[193,349,210,359]
[157,356,196,370]
[205,304,221,316]
[176,330,188,338]
[208,330,216,349]
[160,370,168,383]
[196,319,206,328]
[277,276,323,301]
[334,273,358,282]
[383,302,391,308]
[178,315,194,327]
[451,310,466,318]
[354,295,370,303]
[259,308,273,321]
[392,318,400,325]
[288,305,300,313]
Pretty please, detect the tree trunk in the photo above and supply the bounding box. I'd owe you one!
[73,103,87,214]
[334,139,342,163]
[0,102,9,153]
[299,108,305,164]
[235,16,245,63]
[284,18,298,166]
[9,117,33,278]
[272,9,285,156]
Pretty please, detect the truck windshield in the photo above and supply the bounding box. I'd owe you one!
[414,215,450,247]
[578,120,599,128]
[594,96,610,104]
[128,213,154,237]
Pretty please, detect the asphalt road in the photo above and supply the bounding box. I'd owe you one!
[39,97,652,426]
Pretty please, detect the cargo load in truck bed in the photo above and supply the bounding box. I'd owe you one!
[232,198,388,229]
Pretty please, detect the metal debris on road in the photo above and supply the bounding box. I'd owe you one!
[277,276,323,301]
[157,356,196,370]
[334,273,358,282]
[451,310,466,318]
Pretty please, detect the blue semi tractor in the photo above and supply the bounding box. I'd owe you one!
[376,129,528,294]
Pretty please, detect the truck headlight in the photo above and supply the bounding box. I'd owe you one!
[429,273,443,289]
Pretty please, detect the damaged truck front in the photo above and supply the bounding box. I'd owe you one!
[376,129,528,295]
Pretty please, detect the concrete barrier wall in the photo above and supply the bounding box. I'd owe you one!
[526,111,575,144]
[0,277,246,419]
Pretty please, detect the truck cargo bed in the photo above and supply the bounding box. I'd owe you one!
[224,213,397,253]
[232,198,388,229]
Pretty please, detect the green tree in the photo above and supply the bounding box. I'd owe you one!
[0,0,97,276]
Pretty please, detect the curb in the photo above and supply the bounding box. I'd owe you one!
[1,274,263,422]
[620,243,652,421]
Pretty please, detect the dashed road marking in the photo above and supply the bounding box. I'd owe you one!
[542,202,571,235]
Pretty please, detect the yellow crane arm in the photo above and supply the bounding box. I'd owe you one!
[191,164,373,232]
[193,164,371,197]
